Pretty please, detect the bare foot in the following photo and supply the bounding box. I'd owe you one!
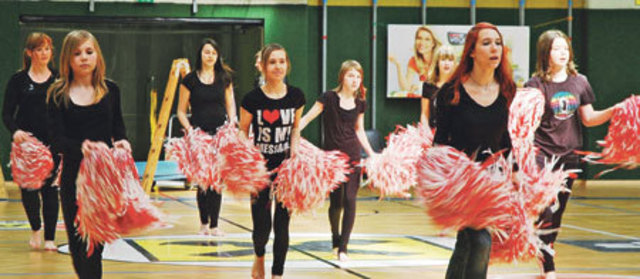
[199,224,209,236]
[29,230,41,249]
[44,241,57,251]
[251,256,265,279]
[272,275,282,279]
[338,252,349,262]
[210,227,225,237]
[545,272,557,279]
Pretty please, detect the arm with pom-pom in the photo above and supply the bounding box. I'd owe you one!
[579,103,615,127]
[224,83,237,123]
[290,107,304,155]
[239,107,253,139]
[299,101,324,131]
[355,113,375,157]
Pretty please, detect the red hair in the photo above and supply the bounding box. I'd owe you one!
[448,22,515,106]
[334,60,367,100]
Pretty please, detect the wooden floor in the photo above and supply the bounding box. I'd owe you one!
[1,180,639,278]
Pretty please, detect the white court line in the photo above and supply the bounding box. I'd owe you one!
[563,223,640,241]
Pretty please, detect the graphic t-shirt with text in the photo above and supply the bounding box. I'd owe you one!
[241,86,306,170]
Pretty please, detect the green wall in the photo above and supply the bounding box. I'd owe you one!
[1,2,638,179]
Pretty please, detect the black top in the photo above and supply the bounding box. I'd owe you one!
[422,82,439,127]
[181,71,227,134]
[47,80,127,163]
[433,82,512,162]
[318,91,366,161]
[2,69,58,144]
[241,85,306,170]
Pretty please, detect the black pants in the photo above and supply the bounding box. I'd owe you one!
[60,159,103,279]
[21,186,59,241]
[196,187,222,228]
[536,153,580,273]
[251,184,290,276]
[21,155,60,241]
[445,228,492,279]
[329,165,361,253]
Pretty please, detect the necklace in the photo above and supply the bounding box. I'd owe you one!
[469,76,496,93]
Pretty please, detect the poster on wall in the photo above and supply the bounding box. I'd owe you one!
[387,24,529,98]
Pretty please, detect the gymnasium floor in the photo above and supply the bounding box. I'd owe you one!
[1,180,639,278]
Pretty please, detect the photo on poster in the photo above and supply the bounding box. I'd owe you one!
[387,24,529,98]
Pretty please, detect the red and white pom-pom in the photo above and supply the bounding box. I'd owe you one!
[415,146,513,232]
[490,198,541,263]
[509,87,545,172]
[518,154,573,217]
[509,88,545,146]
[165,128,218,189]
[10,136,54,190]
[577,95,640,177]
[416,142,574,263]
[365,123,433,198]
[165,135,193,180]
[272,139,351,214]
[214,122,270,196]
[75,142,123,256]
[112,148,163,235]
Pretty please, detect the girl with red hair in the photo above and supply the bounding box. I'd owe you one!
[299,60,376,261]
[433,22,516,278]
[2,32,60,251]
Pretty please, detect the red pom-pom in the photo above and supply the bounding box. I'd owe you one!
[75,142,124,256]
[272,139,351,214]
[577,95,640,177]
[76,142,163,256]
[365,123,433,198]
[213,123,270,196]
[112,148,163,235]
[10,136,54,189]
[165,128,218,189]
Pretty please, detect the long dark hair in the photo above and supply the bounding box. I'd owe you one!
[195,38,233,89]
[447,22,515,106]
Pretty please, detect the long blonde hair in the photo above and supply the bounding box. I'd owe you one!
[333,60,367,100]
[427,45,456,84]
[533,30,578,82]
[22,32,54,70]
[413,26,442,78]
[47,30,107,107]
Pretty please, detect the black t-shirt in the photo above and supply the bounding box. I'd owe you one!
[525,74,596,157]
[181,71,227,134]
[241,85,306,170]
[47,80,127,162]
[2,69,58,144]
[434,82,512,162]
[422,82,439,127]
[317,91,366,160]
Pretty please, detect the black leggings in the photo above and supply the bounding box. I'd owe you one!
[60,159,103,279]
[21,156,60,241]
[445,228,492,279]
[251,184,290,276]
[536,153,580,273]
[329,166,361,253]
[196,187,222,228]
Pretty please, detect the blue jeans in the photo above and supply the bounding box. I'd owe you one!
[445,228,492,279]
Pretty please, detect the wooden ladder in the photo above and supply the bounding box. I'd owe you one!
[141,58,190,194]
